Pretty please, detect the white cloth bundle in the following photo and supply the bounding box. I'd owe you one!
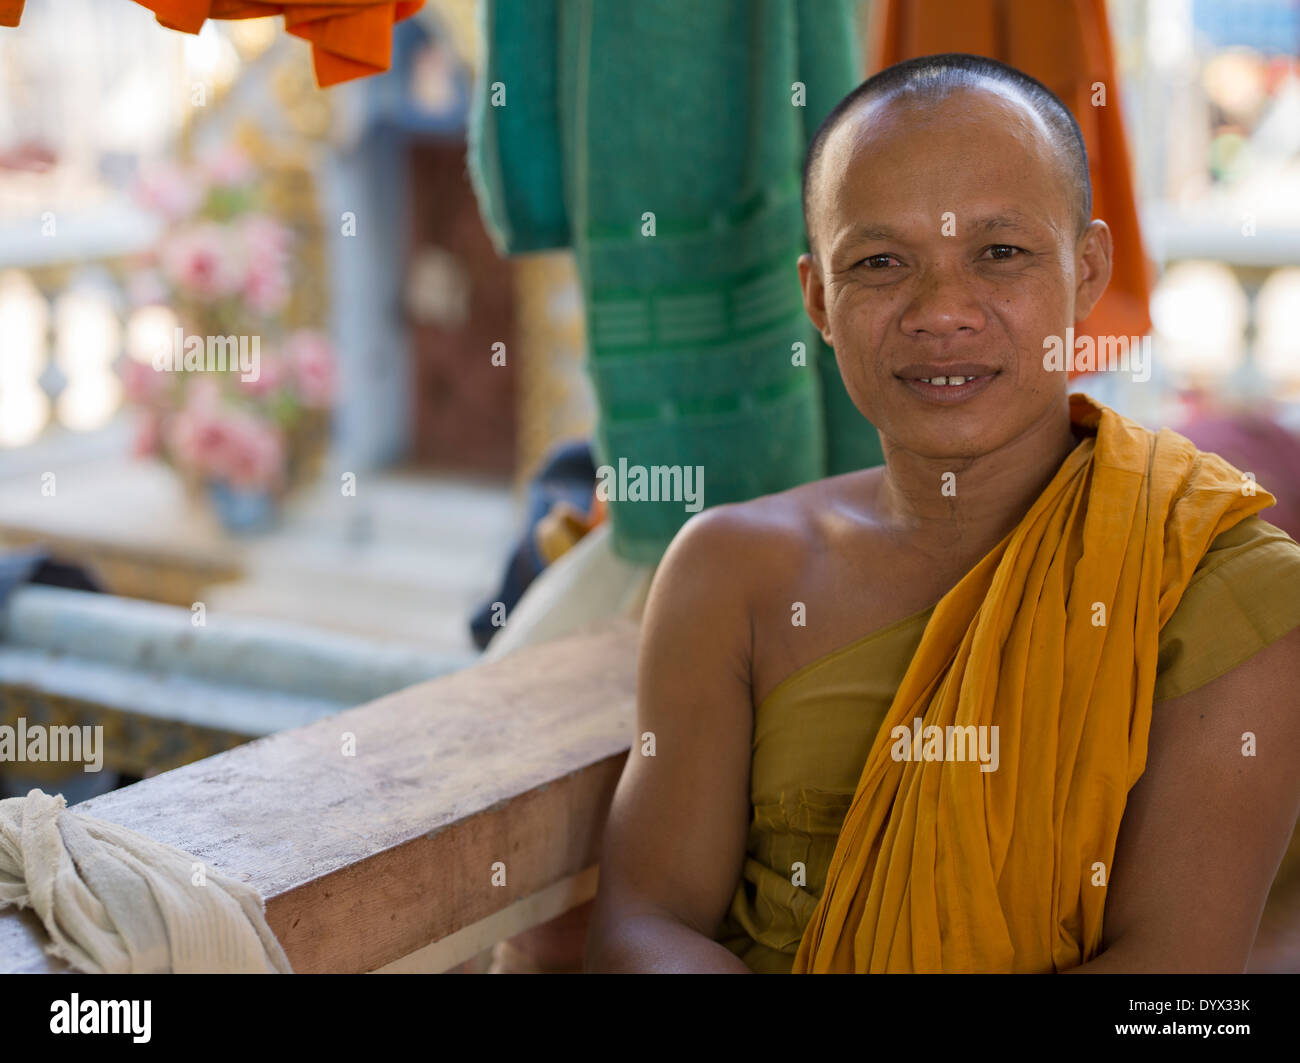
[0,788,291,973]
[481,523,654,664]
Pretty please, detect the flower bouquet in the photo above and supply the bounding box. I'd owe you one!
[122,148,336,533]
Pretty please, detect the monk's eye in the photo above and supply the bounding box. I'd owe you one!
[984,245,1025,261]
[859,253,901,269]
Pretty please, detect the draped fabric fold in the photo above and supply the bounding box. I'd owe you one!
[1,3,418,86]
[468,0,884,565]
[0,789,291,973]
[793,393,1275,973]
[132,1,423,87]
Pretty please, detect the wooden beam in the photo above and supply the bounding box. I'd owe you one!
[0,619,637,973]
[372,867,600,973]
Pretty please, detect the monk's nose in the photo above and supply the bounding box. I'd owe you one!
[899,267,987,339]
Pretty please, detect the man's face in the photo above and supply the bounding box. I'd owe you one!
[799,86,1111,461]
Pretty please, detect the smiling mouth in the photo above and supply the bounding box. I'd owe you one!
[914,374,985,386]
[898,371,1001,401]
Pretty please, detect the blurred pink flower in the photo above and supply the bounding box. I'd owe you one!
[217,412,285,491]
[284,330,337,407]
[238,215,292,316]
[167,405,221,474]
[236,353,285,398]
[126,270,169,308]
[239,214,292,257]
[187,375,223,413]
[160,223,244,302]
[121,360,169,405]
[133,412,162,458]
[167,404,285,492]
[199,145,255,188]
[135,162,205,221]
[243,258,290,316]
[127,146,321,503]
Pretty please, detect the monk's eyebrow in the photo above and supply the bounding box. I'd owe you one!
[834,212,1045,249]
[966,211,1044,236]
[836,223,898,244]
[837,222,899,241]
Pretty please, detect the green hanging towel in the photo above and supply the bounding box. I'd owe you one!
[468,0,571,252]
[469,0,884,563]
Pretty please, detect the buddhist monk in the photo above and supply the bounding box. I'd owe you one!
[585,53,1300,973]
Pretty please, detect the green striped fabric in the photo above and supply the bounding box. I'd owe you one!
[469,0,884,563]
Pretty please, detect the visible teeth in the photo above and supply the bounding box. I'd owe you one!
[919,375,976,386]
[949,376,967,385]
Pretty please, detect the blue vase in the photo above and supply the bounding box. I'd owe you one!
[207,481,277,534]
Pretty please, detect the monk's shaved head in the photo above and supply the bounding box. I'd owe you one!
[802,53,1091,256]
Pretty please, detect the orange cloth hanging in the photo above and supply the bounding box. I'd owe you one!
[0,1,419,86]
[136,1,423,87]
[793,393,1273,972]
[870,0,1154,373]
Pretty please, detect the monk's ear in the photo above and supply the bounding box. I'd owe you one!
[798,252,833,345]
[1072,219,1113,324]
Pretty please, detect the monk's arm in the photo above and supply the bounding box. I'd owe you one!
[1067,624,1300,973]
[585,508,756,973]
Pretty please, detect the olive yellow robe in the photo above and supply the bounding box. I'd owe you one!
[716,394,1300,972]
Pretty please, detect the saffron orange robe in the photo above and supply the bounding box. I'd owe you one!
[136,1,422,86]
[715,503,1300,972]
[0,1,420,85]
[786,393,1281,972]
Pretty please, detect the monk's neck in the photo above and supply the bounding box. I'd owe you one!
[874,407,1081,567]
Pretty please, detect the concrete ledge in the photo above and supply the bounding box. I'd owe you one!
[2,585,472,706]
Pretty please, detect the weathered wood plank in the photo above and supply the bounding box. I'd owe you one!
[0,619,637,973]
[0,908,72,973]
[372,868,600,973]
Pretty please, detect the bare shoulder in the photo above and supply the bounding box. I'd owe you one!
[1100,623,1300,970]
[653,468,878,609]
[1142,621,1300,814]
[641,468,883,704]
[607,474,875,952]
[640,497,797,686]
